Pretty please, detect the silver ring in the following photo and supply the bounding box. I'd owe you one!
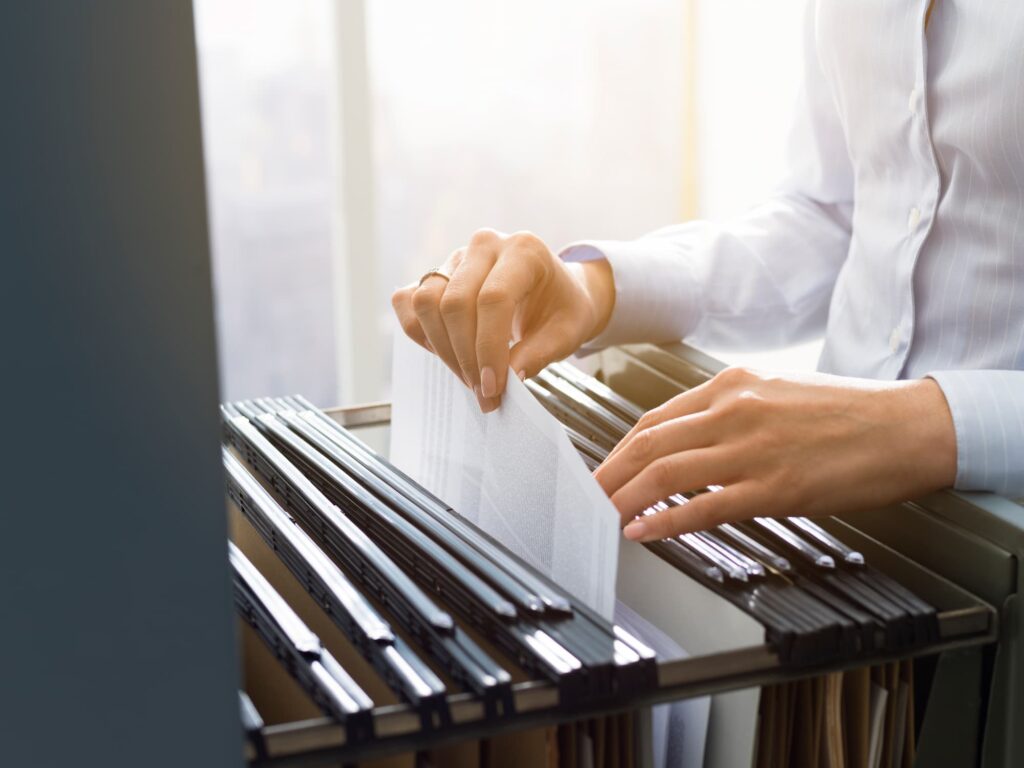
[418,267,452,287]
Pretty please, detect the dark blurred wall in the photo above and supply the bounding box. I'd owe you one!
[0,3,240,766]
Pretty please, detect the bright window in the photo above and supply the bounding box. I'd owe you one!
[196,0,814,406]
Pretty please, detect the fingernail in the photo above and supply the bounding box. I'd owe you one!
[473,386,494,413]
[480,366,497,398]
[622,521,647,541]
[517,369,526,382]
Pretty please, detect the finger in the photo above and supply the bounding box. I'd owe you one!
[602,382,717,466]
[593,411,715,498]
[609,447,734,523]
[622,483,758,541]
[391,284,429,349]
[413,275,466,384]
[476,233,551,400]
[439,238,497,394]
[507,315,581,381]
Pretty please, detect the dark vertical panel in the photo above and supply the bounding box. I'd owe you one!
[0,3,239,766]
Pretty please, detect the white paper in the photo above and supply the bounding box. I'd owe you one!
[616,539,763,768]
[615,600,710,768]
[389,331,619,619]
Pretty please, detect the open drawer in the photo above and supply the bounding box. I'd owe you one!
[233,393,998,768]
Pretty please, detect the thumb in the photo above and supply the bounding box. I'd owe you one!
[508,320,581,381]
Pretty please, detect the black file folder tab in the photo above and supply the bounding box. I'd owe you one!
[269,406,519,622]
[534,368,634,439]
[229,542,375,742]
[284,394,571,617]
[787,516,865,566]
[549,360,646,423]
[230,403,456,635]
[223,447,450,727]
[226,398,657,712]
[226,353,997,765]
[716,522,794,574]
[228,409,519,717]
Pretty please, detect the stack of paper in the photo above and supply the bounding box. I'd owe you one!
[389,332,620,620]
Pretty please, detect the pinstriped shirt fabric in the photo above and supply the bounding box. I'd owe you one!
[560,1,1024,497]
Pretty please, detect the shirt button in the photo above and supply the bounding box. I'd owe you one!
[908,87,920,115]
[908,206,921,232]
[889,327,902,353]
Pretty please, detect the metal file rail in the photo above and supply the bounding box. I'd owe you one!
[227,398,997,766]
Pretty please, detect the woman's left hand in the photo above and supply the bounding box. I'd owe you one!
[593,366,958,541]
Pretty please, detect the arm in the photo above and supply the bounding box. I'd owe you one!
[391,4,853,411]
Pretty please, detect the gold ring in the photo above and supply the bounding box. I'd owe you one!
[418,268,452,286]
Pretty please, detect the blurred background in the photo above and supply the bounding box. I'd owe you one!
[194,0,815,408]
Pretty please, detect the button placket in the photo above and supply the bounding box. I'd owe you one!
[889,0,937,380]
[908,206,922,232]
[889,327,901,354]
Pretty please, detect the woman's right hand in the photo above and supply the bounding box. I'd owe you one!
[391,229,615,412]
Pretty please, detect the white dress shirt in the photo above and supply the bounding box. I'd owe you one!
[562,0,1024,497]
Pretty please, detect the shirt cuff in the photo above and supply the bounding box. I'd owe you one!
[927,369,1024,498]
[559,238,702,351]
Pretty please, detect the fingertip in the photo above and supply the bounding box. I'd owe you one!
[507,347,534,382]
[622,520,647,541]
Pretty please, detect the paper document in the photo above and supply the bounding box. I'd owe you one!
[616,539,761,768]
[389,331,620,619]
[615,600,710,768]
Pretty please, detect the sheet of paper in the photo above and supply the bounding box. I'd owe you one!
[615,539,762,768]
[614,600,710,768]
[389,331,619,619]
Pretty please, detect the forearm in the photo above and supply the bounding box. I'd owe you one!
[560,192,852,352]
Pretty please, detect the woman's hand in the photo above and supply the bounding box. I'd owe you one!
[392,229,615,412]
[593,367,958,540]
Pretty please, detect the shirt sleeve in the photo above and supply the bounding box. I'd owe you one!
[560,2,854,353]
[927,370,1024,498]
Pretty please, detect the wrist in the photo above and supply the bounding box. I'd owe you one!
[568,259,615,342]
[889,378,958,491]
